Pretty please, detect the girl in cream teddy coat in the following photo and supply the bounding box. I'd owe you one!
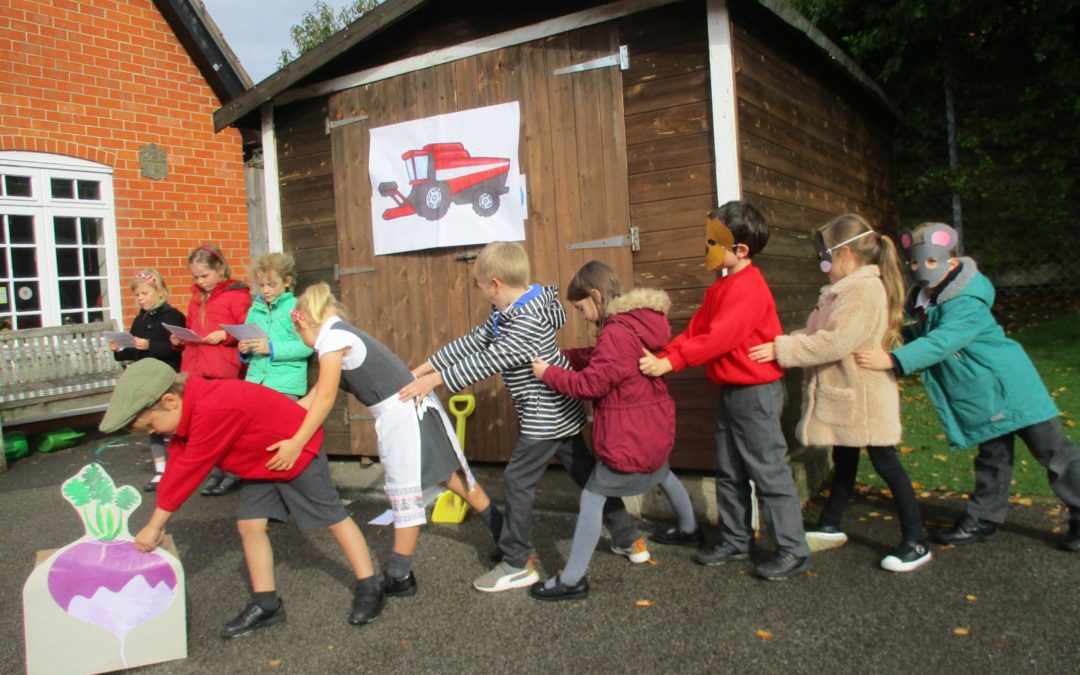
[750,214,931,573]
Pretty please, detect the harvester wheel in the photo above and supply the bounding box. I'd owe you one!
[410,182,450,221]
[472,189,500,217]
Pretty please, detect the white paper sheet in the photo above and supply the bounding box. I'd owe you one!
[220,323,269,341]
[103,331,136,350]
[161,323,202,342]
[367,509,395,526]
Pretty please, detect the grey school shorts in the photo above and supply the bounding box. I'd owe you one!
[236,450,348,531]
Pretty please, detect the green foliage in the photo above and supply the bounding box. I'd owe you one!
[788,0,1080,273]
[278,0,382,67]
[61,479,91,507]
[61,463,143,541]
[114,485,141,512]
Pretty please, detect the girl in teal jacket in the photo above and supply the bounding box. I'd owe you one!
[856,223,1080,553]
[240,253,313,398]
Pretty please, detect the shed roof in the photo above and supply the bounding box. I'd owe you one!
[153,0,254,104]
[213,0,898,131]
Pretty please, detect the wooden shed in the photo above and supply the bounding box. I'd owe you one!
[214,0,898,469]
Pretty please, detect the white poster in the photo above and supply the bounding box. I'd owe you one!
[368,102,526,255]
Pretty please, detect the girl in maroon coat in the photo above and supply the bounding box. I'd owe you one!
[170,243,253,495]
[529,261,699,601]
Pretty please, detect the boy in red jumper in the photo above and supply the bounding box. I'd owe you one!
[640,201,810,580]
[98,358,384,638]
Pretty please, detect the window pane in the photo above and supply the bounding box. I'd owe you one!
[86,309,104,324]
[84,278,103,308]
[0,283,9,311]
[56,247,80,276]
[77,180,101,200]
[4,175,32,197]
[0,315,11,331]
[17,314,42,329]
[54,216,78,244]
[10,247,36,277]
[51,178,75,199]
[14,282,40,310]
[62,311,85,325]
[80,217,103,245]
[0,216,6,244]
[59,279,82,309]
[9,215,34,243]
[0,253,7,278]
[82,247,105,276]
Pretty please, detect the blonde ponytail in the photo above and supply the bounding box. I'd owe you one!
[295,282,348,326]
[877,234,906,349]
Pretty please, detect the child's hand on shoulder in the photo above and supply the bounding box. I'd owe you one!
[748,342,776,363]
[266,437,303,471]
[531,356,549,379]
[639,349,672,377]
[854,348,893,371]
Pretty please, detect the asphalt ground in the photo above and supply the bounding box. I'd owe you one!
[2,434,1078,674]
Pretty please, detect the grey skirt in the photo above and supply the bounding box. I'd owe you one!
[585,461,671,498]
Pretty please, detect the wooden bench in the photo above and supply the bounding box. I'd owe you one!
[0,321,123,472]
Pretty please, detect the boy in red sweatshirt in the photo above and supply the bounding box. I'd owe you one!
[98,358,384,638]
[640,201,810,580]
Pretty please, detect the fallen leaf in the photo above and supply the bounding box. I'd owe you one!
[966,594,977,602]
[647,559,659,567]
[933,454,948,462]
[954,627,970,636]
[327,645,334,652]
[401,639,410,646]
[755,629,774,640]
[900,446,916,454]
[869,511,881,518]
[911,482,924,490]
[635,599,655,608]
[269,659,282,668]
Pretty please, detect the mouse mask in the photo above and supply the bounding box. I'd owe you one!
[705,217,736,271]
[901,224,958,287]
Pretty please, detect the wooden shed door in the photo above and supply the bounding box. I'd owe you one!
[327,23,632,461]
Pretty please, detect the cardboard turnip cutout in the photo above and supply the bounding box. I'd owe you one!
[23,463,186,675]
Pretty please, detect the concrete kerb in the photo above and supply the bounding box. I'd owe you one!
[329,445,831,526]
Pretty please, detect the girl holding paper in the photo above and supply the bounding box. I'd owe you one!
[238,253,313,399]
[173,243,252,495]
[111,268,186,491]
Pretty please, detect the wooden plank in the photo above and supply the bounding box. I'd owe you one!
[629,192,716,234]
[278,152,333,183]
[617,1,707,58]
[623,68,710,117]
[621,44,708,87]
[279,173,335,205]
[627,161,716,205]
[627,131,712,176]
[280,197,335,228]
[282,220,339,251]
[624,100,710,145]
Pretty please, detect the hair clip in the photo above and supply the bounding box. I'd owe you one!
[135,272,158,282]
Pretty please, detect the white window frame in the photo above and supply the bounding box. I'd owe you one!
[0,151,121,329]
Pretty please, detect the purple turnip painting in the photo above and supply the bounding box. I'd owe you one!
[45,463,179,666]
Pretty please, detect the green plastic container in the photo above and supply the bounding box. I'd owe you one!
[3,431,30,462]
[36,428,86,453]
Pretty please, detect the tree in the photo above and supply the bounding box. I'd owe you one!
[789,0,1080,280]
[278,0,382,67]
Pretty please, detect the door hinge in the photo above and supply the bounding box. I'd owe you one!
[334,264,376,280]
[554,46,628,76]
[325,113,369,134]
[567,227,639,252]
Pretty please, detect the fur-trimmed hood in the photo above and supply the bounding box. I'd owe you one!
[605,287,672,352]
[606,287,671,316]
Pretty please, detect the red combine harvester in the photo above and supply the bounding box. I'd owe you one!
[378,142,511,221]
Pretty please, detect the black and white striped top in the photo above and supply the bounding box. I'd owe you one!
[429,284,586,439]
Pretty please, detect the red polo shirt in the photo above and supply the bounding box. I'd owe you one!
[155,377,323,512]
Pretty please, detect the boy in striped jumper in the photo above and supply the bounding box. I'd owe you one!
[401,242,644,592]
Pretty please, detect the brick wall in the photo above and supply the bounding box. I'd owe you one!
[0,0,250,325]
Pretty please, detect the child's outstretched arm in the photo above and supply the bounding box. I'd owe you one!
[663,290,769,373]
[267,350,342,469]
[769,293,878,368]
[857,295,988,375]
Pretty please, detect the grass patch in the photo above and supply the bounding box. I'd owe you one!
[857,310,1080,498]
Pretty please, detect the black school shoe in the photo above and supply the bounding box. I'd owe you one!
[199,472,223,496]
[694,540,751,566]
[530,576,589,602]
[206,474,243,496]
[651,526,705,547]
[220,600,286,638]
[382,571,418,597]
[349,579,385,625]
[754,552,812,580]
[936,514,998,545]
[1062,522,1080,552]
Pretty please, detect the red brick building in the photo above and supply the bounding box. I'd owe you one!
[0,0,252,329]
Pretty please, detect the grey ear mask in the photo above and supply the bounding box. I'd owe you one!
[901,224,958,287]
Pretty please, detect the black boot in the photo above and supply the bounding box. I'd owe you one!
[348,577,384,625]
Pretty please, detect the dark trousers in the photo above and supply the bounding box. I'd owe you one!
[967,417,1080,525]
[499,432,640,568]
[714,380,808,556]
[819,446,926,543]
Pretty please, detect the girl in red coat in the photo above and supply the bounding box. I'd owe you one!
[170,243,253,495]
[529,261,699,601]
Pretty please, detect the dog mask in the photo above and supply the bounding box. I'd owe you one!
[705,217,736,271]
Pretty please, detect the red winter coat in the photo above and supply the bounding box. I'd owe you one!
[543,288,676,473]
[180,280,252,380]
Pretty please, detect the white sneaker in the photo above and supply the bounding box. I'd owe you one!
[611,537,651,564]
[805,527,848,553]
[473,560,540,592]
[880,541,933,573]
